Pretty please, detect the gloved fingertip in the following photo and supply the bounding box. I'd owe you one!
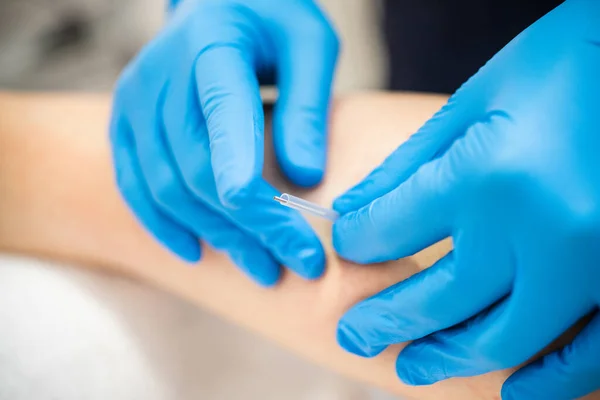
[336,321,372,357]
[180,251,202,264]
[331,216,349,256]
[262,210,325,280]
[500,383,518,400]
[331,180,377,213]
[279,237,325,280]
[332,196,354,214]
[397,343,444,386]
[331,211,371,263]
[285,164,325,188]
[170,237,202,264]
[395,360,434,386]
[242,262,281,288]
[500,373,537,400]
[275,120,327,188]
[233,249,281,287]
[252,269,281,288]
[295,246,326,279]
[331,167,386,213]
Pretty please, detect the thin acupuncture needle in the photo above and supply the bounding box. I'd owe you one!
[274,193,339,222]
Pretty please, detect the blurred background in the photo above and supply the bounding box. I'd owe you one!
[0,1,398,399]
[0,0,387,91]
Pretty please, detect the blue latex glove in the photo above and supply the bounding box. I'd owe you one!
[332,1,600,398]
[110,0,339,286]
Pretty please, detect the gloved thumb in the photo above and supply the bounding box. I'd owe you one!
[501,313,600,400]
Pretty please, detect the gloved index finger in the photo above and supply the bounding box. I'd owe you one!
[332,154,454,265]
[332,113,505,265]
[228,183,326,280]
[194,45,264,208]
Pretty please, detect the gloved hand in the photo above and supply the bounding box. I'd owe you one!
[110,0,339,286]
[332,1,600,399]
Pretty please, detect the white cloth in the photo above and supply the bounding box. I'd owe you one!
[0,254,400,400]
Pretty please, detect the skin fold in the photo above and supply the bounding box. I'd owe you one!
[0,92,597,400]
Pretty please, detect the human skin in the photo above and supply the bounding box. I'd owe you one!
[0,92,597,400]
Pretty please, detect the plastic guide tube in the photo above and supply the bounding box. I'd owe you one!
[273,193,339,222]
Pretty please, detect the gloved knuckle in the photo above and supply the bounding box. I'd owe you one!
[223,185,254,207]
[292,10,339,50]
[260,225,288,248]
[113,69,135,106]
[205,228,236,251]
[114,62,163,110]
[472,156,496,183]
[471,152,530,193]
[132,53,163,86]
[318,22,340,53]
[114,165,135,197]
[129,33,177,88]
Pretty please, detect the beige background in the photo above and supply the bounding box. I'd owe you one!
[0,0,387,92]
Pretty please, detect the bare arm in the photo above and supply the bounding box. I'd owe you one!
[0,92,595,400]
